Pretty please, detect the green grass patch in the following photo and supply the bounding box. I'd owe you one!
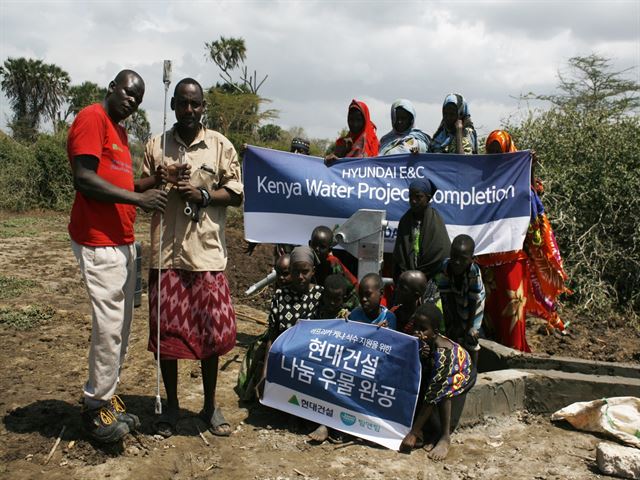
[0,275,37,299]
[0,217,39,238]
[0,215,65,239]
[0,305,55,330]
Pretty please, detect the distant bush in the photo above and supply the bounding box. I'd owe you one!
[0,131,146,212]
[0,133,39,211]
[33,134,74,210]
[0,132,72,211]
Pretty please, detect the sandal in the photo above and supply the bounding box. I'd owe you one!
[155,409,179,438]
[199,407,231,437]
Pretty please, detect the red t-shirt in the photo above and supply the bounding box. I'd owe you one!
[68,103,137,246]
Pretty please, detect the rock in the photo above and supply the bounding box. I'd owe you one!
[596,442,640,479]
[125,445,140,456]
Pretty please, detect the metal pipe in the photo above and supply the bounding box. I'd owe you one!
[155,59,172,416]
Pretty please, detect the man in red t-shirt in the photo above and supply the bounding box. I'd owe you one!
[68,69,167,443]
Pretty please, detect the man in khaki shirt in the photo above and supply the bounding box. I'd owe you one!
[143,77,242,437]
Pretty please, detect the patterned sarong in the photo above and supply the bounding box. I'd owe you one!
[479,253,532,352]
[148,269,237,360]
[423,341,475,405]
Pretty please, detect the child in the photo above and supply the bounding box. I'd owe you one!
[392,179,450,304]
[391,270,428,333]
[244,246,323,401]
[400,303,475,460]
[274,254,291,289]
[308,275,351,443]
[349,273,397,329]
[309,225,359,309]
[435,234,485,365]
[317,274,350,319]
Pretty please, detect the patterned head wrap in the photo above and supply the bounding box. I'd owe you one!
[485,130,517,153]
[290,137,310,154]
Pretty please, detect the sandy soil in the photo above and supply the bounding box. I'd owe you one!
[0,210,635,479]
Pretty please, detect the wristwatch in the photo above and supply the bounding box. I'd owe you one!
[199,187,211,207]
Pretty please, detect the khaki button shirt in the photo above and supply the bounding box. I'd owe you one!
[143,126,243,271]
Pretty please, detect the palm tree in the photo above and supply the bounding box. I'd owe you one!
[41,63,71,133]
[0,57,70,140]
[205,36,247,77]
[204,36,268,94]
[64,81,107,122]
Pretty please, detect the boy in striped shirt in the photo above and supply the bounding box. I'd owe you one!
[436,234,485,365]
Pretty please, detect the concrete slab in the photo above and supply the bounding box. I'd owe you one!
[458,370,529,426]
[523,369,640,414]
[478,339,640,379]
[457,368,640,425]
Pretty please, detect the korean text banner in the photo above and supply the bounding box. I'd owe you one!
[261,319,421,451]
[243,146,532,255]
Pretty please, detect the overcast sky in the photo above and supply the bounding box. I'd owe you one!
[1,0,638,141]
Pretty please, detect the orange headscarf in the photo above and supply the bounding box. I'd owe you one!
[486,130,517,153]
[336,99,380,157]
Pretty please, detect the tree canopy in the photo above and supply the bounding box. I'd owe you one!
[522,54,639,119]
[0,57,70,140]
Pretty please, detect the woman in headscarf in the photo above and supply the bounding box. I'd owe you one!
[379,99,431,156]
[477,130,570,352]
[325,99,379,165]
[430,93,478,154]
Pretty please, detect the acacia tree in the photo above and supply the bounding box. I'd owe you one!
[521,54,639,120]
[0,57,70,140]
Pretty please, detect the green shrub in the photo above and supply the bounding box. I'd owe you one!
[33,134,74,210]
[506,108,640,315]
[0,133,38,211]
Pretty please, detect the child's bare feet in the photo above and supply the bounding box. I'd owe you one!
[428,435,451,461]
[422,430,439,451]
[308,424,329,443]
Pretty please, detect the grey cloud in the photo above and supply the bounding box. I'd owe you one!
[439,0,638,43]
[0,0,637,140]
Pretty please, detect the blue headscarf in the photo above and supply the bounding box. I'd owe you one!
[379,99,431,156]
[430,93,478,154]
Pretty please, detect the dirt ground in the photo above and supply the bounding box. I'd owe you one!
[0,210,637,480]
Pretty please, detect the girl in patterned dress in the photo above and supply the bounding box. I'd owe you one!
[252,246,324,399]
[400,303,476,460]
